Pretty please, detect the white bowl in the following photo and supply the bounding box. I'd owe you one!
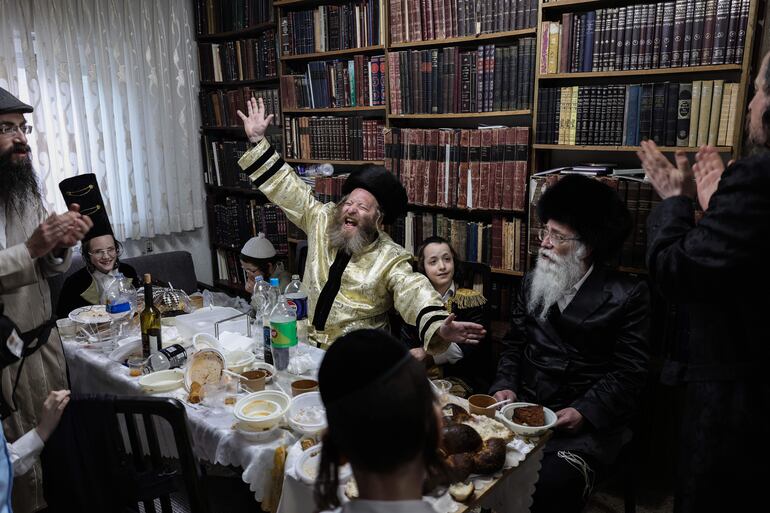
[234,390,291,429]
[287,391,327,435]
[226,350,256,374]
[498,402,557,437]
[234,422,281,442]
[249,362,276,383]
[184,347,226,391]
[139,369,185,393]
[295,443,352,485]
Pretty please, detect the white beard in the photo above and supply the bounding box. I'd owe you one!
[528,242,588,320]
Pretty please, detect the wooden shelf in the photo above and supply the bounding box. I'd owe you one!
[388,28,536,50]
[408,204,526,216]
[212,242,241,251]
[200,77,278,88]
[532,144,733,153]
[390,110,531,119]
[491,268,524,277]
[285,158,384,165]
[282,106,385,114]
[281,45,384,61]
[201,125,282,133]
[538,64,743,80]
[197,22,276,42]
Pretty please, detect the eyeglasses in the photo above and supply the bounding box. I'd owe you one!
[537,228,581,245]
[0,124,33,137]
[88,247,117,258]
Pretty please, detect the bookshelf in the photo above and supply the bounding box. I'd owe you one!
[530,0,760,270]
[194,0,292,293]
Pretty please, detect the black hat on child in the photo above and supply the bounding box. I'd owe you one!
[0,87,33,114]
[341,166,408,225]
[58,173,113,241]
[537,174,632,263]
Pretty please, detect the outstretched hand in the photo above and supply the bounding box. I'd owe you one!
[637,141,695,200]
[236,97,274,144]
[692,146,726,211]
[437,313,486,345]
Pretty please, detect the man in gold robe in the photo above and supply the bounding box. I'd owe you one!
[237,98,485,351]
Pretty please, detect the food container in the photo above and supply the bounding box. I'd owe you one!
[226,350,256,374]
[291,379,319,397]
[250,362,275,383]
[295,443,352,485]
[498,402,558,436]
[233,390,291,429]
[287,391,326,435]
[468,394,497,418]
[175,306,246,340]
[139,369,185,393]
[239,369,267,393]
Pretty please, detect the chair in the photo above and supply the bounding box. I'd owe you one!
[42,394,210,513]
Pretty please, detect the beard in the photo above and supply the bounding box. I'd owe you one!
[327,205,379,255]
[527,242,588,320]
[0,143,41,209]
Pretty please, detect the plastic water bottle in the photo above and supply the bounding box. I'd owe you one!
[284,274,309,345]
[270,295,297,372]
[253,276,274,364]
[268,277,280,305]
[104,272,136,318]
[142,344,188,374]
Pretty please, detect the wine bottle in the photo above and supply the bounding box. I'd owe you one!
[140,273,162,358]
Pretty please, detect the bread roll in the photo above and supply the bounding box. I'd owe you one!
[472,438,507,474]
[449,481,474,502]
[446,453,474,482]
[441,424,483,455]
[442,403,472,425]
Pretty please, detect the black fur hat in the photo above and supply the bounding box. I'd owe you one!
[58,173,113,241]
[0,87,33,114]
[341,165,408,225]
[537,175,631,263]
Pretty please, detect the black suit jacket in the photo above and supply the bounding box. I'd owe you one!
[490,266,650,464]
[646,152,770,513]
[56,263,139,319]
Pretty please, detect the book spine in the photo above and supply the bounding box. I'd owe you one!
[676,83,693,146]
[701,0,717,64]
[711,0,731,64]
[688,80,703,147]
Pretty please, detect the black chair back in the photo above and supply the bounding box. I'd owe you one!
[43,394,210,513]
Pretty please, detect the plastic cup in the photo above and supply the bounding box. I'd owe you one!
[128,356,145,377]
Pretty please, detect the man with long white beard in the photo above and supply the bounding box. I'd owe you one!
[0,87,92,512]
[490,175,650,513]
[236,97,485,351]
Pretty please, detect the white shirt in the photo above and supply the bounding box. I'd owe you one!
[433,283,463,366]
[556,265,594,313]
[6,429,44,475]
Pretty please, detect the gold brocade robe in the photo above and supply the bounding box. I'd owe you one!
[238,139,450,352]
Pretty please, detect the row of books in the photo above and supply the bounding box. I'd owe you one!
[280,56,386,109]
[280,1,384,56]
[313,174,350,204]
[201,134,282,189]
[541,0,750,74]
[390,213,527,272]
[387,39,535,115]
[283,116,385,161]
[535,80,739,147]
[528,175,661,270]
[215,249,249,288]
[389,0,537,43]
[199,88,280,128]
[194,0,274,36]
[385,127,530,212]
[210,197,289,254]
[198,34,278,83]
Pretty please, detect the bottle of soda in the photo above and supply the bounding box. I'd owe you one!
[142,343,188,374]
[284,274,309,345]
[270,295,297,372]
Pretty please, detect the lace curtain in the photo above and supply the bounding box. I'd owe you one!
[0,0,204,240]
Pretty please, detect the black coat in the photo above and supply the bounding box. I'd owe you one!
[646,152,770,513]
[490,267,650,465]
[56,263,139,319]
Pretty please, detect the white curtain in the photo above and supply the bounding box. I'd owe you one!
[0,0,204,240]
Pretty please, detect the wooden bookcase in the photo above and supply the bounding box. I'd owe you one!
[193,0,287,297]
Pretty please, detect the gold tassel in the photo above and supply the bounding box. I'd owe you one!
[446,288,487,313]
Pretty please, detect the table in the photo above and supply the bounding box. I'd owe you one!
[62,335,547,513]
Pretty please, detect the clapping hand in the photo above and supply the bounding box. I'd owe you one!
[26,204,92,259]
[55,203,93,249]
[237,97,274,144]
[637,141,695,200]
[693,145,727,211]
[437,314,486,345]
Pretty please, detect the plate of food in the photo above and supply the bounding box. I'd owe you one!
[498,402,557,436]
[184,348,226,392]
[69,305,115,324]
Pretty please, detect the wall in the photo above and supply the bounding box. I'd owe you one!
[121,226,213,286]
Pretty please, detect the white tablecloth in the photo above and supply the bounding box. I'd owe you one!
[62,338,324,503]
